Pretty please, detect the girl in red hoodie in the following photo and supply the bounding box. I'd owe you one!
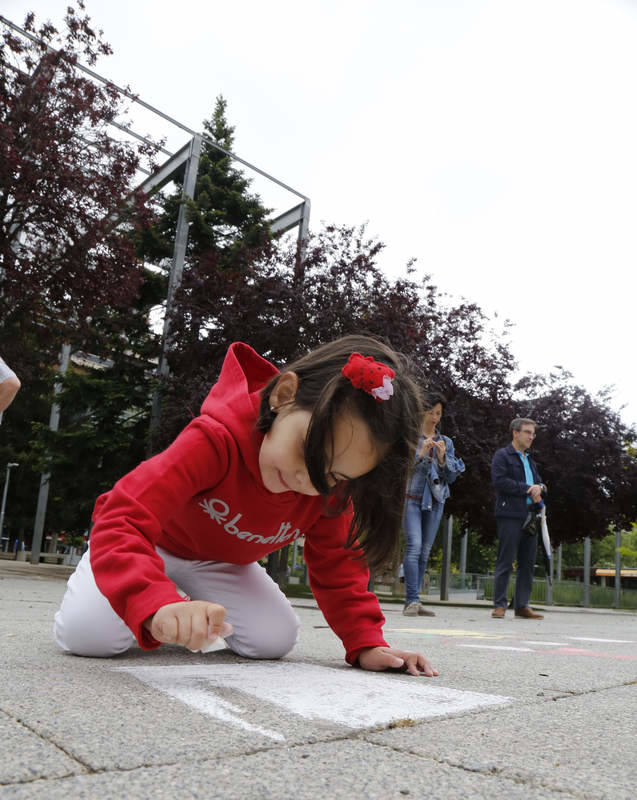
[54,335,438,677]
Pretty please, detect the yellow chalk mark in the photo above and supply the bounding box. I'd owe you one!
[386,628,506,639]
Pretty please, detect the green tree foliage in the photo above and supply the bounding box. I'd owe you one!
[25,269,166,535]
[426,526,497,575]
[0,267,166,546]
[591,526,637,568]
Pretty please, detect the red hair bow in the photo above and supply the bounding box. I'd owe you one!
[341,353,395,401]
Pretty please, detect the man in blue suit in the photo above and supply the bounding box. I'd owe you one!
[491,418,547,619]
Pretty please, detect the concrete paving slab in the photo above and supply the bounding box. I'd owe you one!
[1,567,635,799]
[0,651,347,772]
[375,604,637,697]
[0,642,510,772]
[0,712,86,784]
[365,683,637,800]
[0,740,581,800]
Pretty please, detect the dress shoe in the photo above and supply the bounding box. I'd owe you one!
[515,606,544,619]
[403,601,436,617]
[491,607,505,618]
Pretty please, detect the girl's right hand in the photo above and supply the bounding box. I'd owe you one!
[144,600,233,652]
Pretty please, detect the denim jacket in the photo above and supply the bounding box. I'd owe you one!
[405,433,465,511]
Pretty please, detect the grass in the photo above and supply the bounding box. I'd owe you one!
[483,577,637,610]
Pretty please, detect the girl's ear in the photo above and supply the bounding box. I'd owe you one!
[270,371,299,411]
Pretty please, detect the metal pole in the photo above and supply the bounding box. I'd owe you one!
[392,540,404,597]
[0,463,19,550]
[30,343,71,564]
[459,529,468,588]
[291,540,298,572]
[615,528,622,608]
[440,515,453,601]
[150,135,202,437]
[556,543,562,582]
[583,536,591,607]
[293,199,312,284]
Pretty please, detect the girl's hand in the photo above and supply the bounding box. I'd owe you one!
[418,437,436,458]
[144,600,234,651]
[357,646,439,677]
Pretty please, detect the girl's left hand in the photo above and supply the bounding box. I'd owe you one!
[358,646,439,677]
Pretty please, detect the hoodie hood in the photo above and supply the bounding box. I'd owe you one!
[200,342,279,477]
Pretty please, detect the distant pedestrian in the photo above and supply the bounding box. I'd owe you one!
[491,418,547,619]
[0,356,20,424]
[54,336,438,677]
[402,394,465,616]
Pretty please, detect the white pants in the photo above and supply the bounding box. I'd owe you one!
[53,547,301,659]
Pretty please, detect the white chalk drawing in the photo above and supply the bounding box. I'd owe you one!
[116,661,511,742]
[568,637,635,644]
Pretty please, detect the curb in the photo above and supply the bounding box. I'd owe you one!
[0,561,75,580]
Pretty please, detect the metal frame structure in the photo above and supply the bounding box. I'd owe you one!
[1,13,311,370]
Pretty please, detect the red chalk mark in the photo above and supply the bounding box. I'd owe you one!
[553,647,637,661]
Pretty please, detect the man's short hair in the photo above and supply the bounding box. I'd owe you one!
[510,417,536,433]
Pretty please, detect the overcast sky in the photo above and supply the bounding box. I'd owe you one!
[6,0,637,426]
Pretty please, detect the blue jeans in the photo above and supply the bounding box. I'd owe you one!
[402,498,444,604]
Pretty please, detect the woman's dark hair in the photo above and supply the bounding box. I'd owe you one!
[426,392,447,412]
[256,335,424,572]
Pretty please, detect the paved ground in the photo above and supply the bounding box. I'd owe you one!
[1,561,635,800]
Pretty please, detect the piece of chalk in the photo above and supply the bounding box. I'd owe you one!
[196,636,227,654]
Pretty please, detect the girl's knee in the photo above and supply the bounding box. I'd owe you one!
[53,549,135,658]
[53,607,134,657]
[227,611,300,660]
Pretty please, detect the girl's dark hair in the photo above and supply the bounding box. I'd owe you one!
[256,335,424,572]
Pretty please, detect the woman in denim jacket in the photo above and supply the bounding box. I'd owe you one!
[402,394,465,616]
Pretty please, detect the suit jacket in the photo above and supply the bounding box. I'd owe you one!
[491,444,543,520]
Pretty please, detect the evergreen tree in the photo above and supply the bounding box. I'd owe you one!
[140,95,270,272]
[139,96,272,441]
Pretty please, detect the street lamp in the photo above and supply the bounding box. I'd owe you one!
[0,462,19,551]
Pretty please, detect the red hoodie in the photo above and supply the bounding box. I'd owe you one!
[89,342,388,663]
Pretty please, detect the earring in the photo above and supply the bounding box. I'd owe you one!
[270,405,276,413]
